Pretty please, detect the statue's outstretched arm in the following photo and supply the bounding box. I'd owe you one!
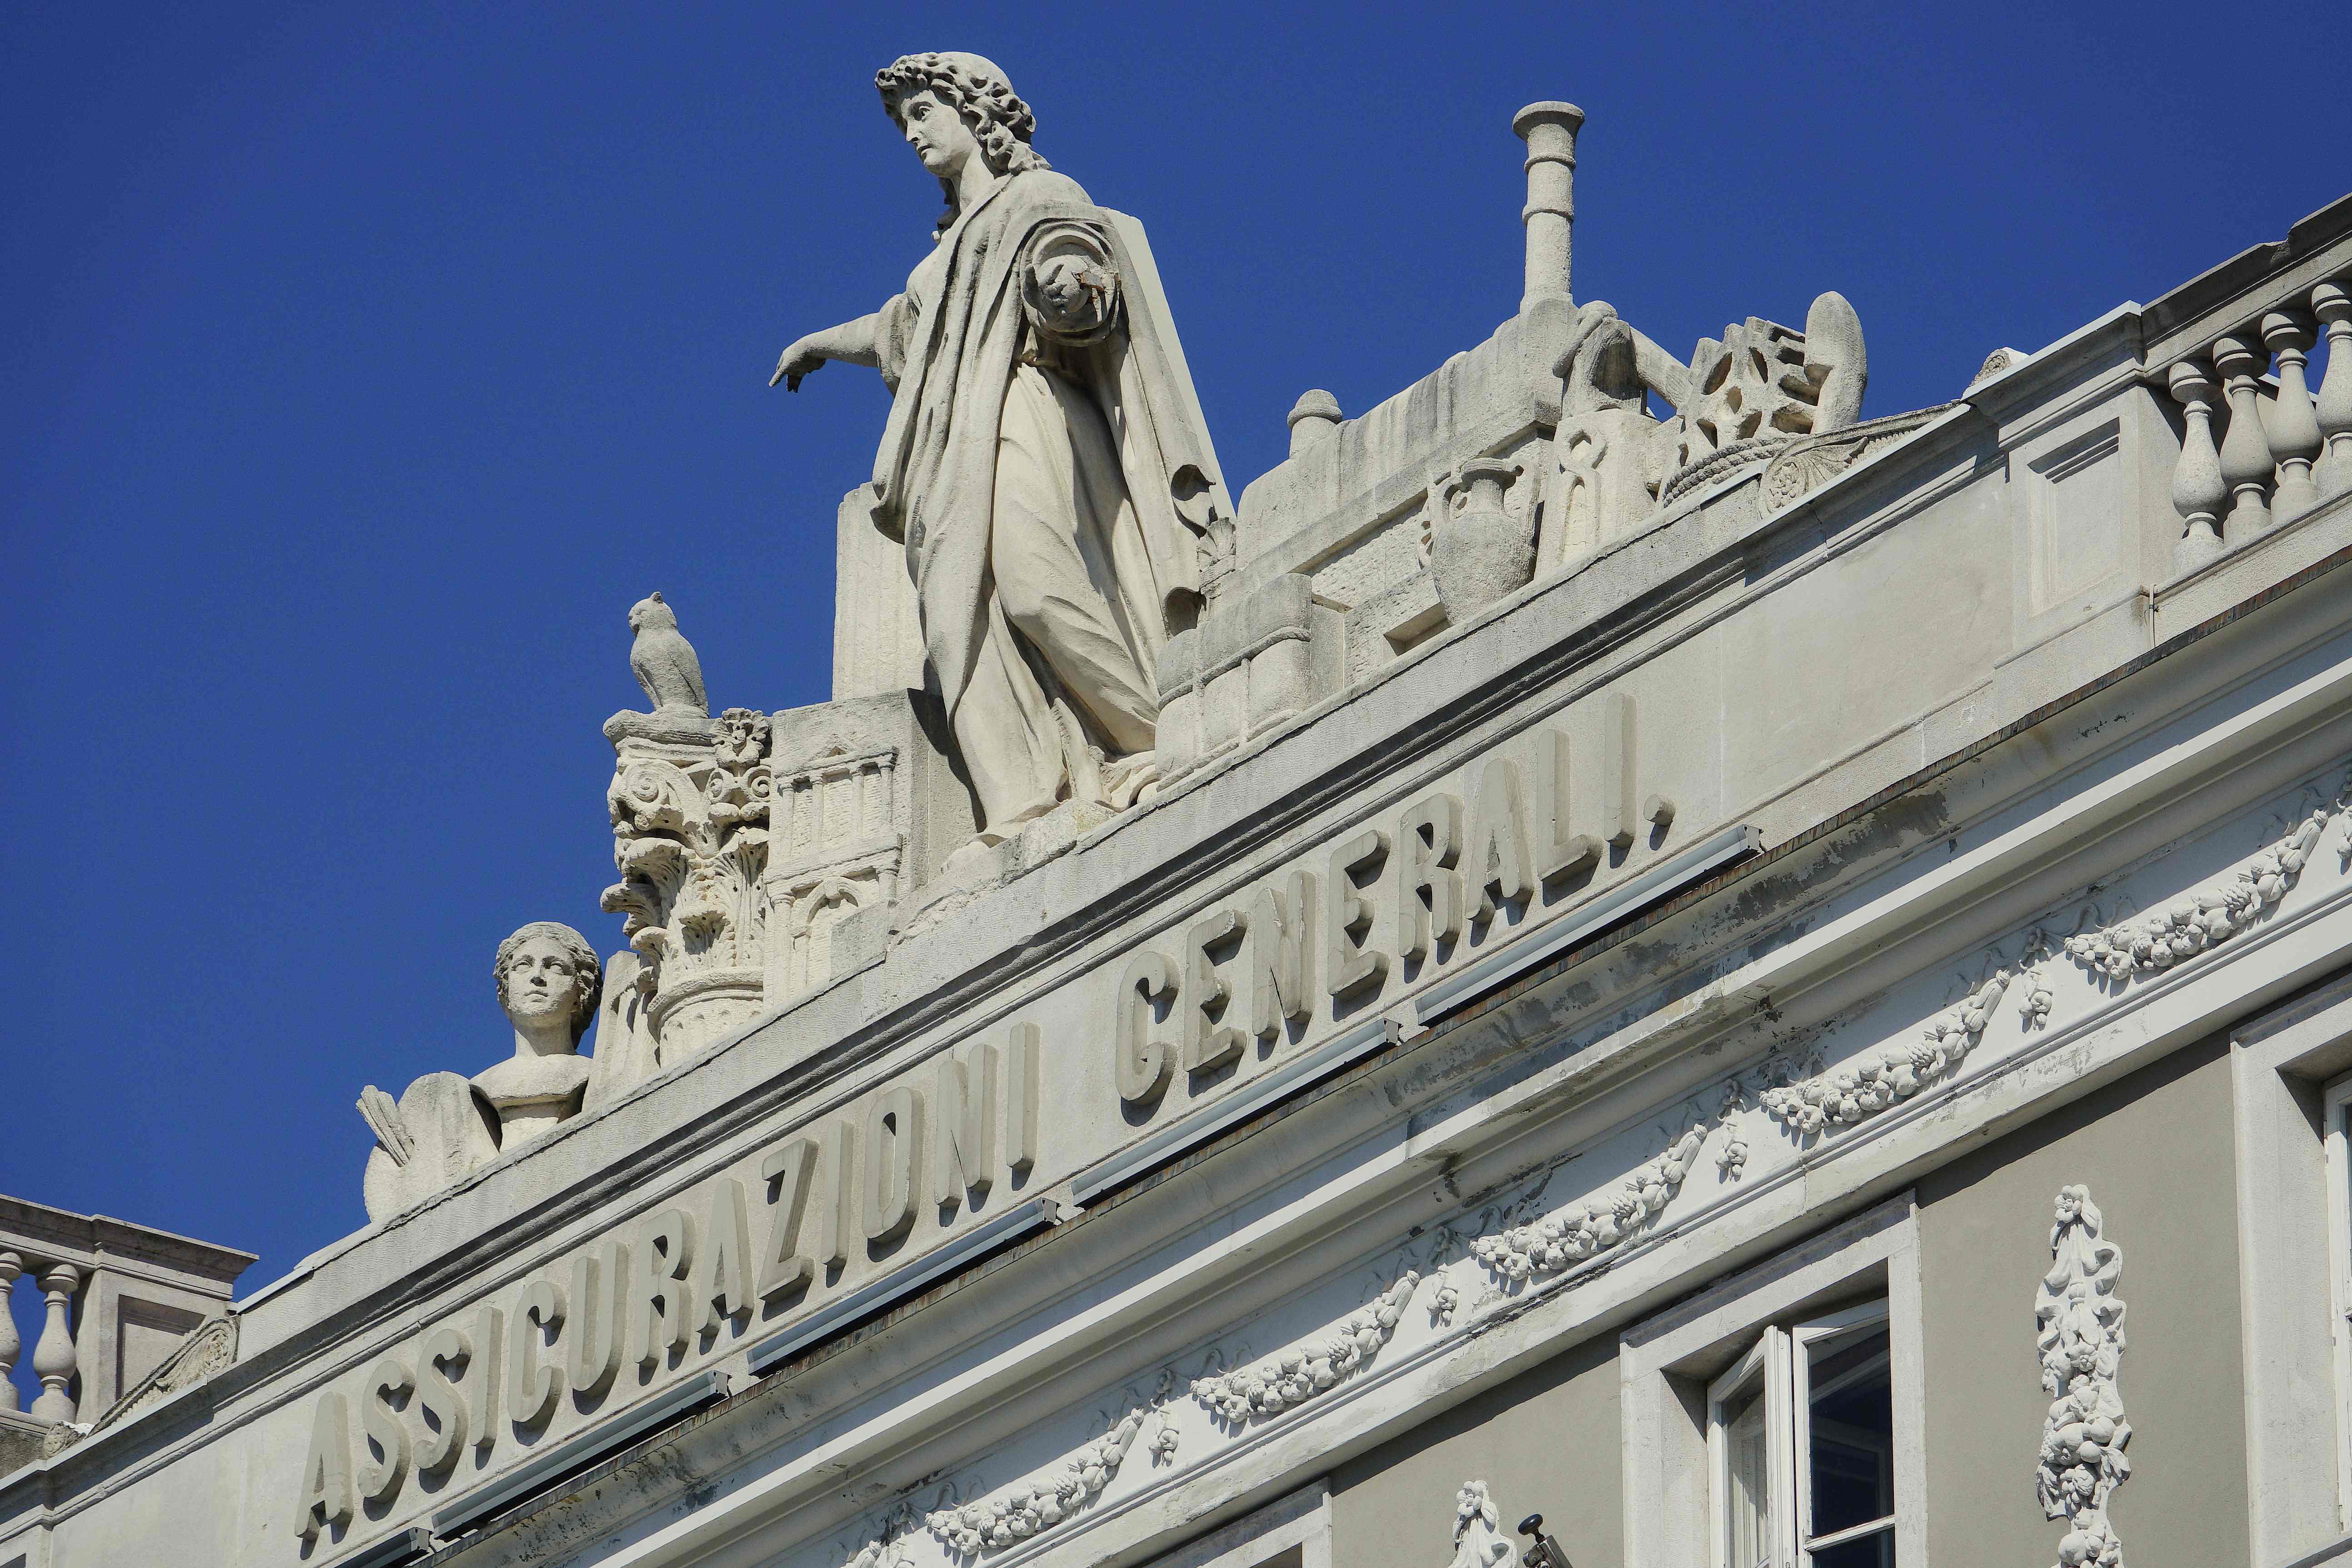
[771,313,883,389]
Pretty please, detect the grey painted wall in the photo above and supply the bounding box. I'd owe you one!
[1915,1033,2248,1568]
[1330,1334,1620,1568]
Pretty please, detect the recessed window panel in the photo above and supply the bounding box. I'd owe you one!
[1723,1376,1772,1568]
[1806,1324,1895,1542]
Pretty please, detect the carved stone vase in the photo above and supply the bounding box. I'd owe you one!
[1430,459,1532,625]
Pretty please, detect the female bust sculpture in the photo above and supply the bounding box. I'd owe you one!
[471,921,601,1146]
[773,53,1230,861]
[357,922,603,1223]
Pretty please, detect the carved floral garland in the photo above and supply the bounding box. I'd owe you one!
[1762,969,2011,1136]
[1466,1073,1762,1285]
[841,1505,922,1568]
[2034,1185,2129,1568]
[2063,803,2337,981]
[1190,1271,1419,1425]
[926,1402,1161,1557]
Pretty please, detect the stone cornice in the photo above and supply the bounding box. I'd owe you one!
[14,534,2352,1563]
[275,567,2352,1568]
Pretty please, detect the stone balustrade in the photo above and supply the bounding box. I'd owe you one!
[2160,268,2352,571]
[0,1196,252,1464]
[0,1253,81,1425]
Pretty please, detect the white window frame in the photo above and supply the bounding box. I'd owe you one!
[1141,1479,1331,1568]
[1622,1196,1926,1568]
[2322,1068,2352,1529]
[2227,971,2352,1561]
[1708,1330,1786,1568]
[1704,1300,1897,1568]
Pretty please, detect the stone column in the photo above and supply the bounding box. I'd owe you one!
[1512,102,1584,311]
[2212,331,2275,539]
[0,1251,20,1413]
[30,1263,79,1424]
[2168,358,2228,571]
[2261,310,2323,517]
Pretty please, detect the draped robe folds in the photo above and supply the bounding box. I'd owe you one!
[867,169,1219,838]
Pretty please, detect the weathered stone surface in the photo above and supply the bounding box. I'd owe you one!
[20,65,2352,1568]
[771,52,1231,850]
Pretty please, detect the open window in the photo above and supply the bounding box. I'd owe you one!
[1622,1198,1924,1568]
[1708,1302,1897,1568]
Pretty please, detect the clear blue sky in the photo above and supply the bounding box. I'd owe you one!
[2,0,2342,1367]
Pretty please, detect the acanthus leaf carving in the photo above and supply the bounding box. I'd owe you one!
[1189,1270,1419,1426]
[603,704,779,1060]
[2035,1185,2129,1568]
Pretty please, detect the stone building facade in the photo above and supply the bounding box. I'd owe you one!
[7,72,2352,1568]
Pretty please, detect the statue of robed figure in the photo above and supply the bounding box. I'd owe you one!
[774,52,1231,857]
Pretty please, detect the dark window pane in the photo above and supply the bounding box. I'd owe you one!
[1722,1378,1771,1568]
[1807,1325,1894,1540]
[1810,1524,1895,1568]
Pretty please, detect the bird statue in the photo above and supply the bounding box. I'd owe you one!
[626,590,708,716]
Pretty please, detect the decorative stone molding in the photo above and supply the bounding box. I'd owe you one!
[1468,1075,1758,1285]
[1153,572,1328,788]
[1449,1481,1513,1568]
[1968,347,2028,388]
[2019,967,2056,1026]
[766,738,904,1000]
[89,1315,235,1435]
[1429,1279,1461,1325]
[1190,1271,1419,1426]
[1715,1080,1753,1176]
[2035,1186,2130,1568]
[1759,403,1953,513]
[926,1399,1161,1557]
[1762,968,2012,1136]
[840,1503,924,1568]
[602,706,776,1060]
[2063,801,2340,982]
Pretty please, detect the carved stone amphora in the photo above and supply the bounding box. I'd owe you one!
[1431,458,1532,625]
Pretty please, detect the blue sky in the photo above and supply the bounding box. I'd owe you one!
[1,0,2342,1378]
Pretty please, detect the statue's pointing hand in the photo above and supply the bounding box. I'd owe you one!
[771,337,825,391]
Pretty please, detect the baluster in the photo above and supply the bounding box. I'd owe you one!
[2262,310,2323,516]
[2211,331,2275,538]
[2168,359,2228,571]
[2314,282,2352,498]
[0,1251,21,1413]
[29,1262,79,1424]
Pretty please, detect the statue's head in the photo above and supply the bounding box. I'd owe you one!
[628,590,676,634]
[876,52,1049,189]
[494,921,602,1046]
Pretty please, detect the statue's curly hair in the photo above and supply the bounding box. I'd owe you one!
[494,921,602,1042]
[877,52,1049,229]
